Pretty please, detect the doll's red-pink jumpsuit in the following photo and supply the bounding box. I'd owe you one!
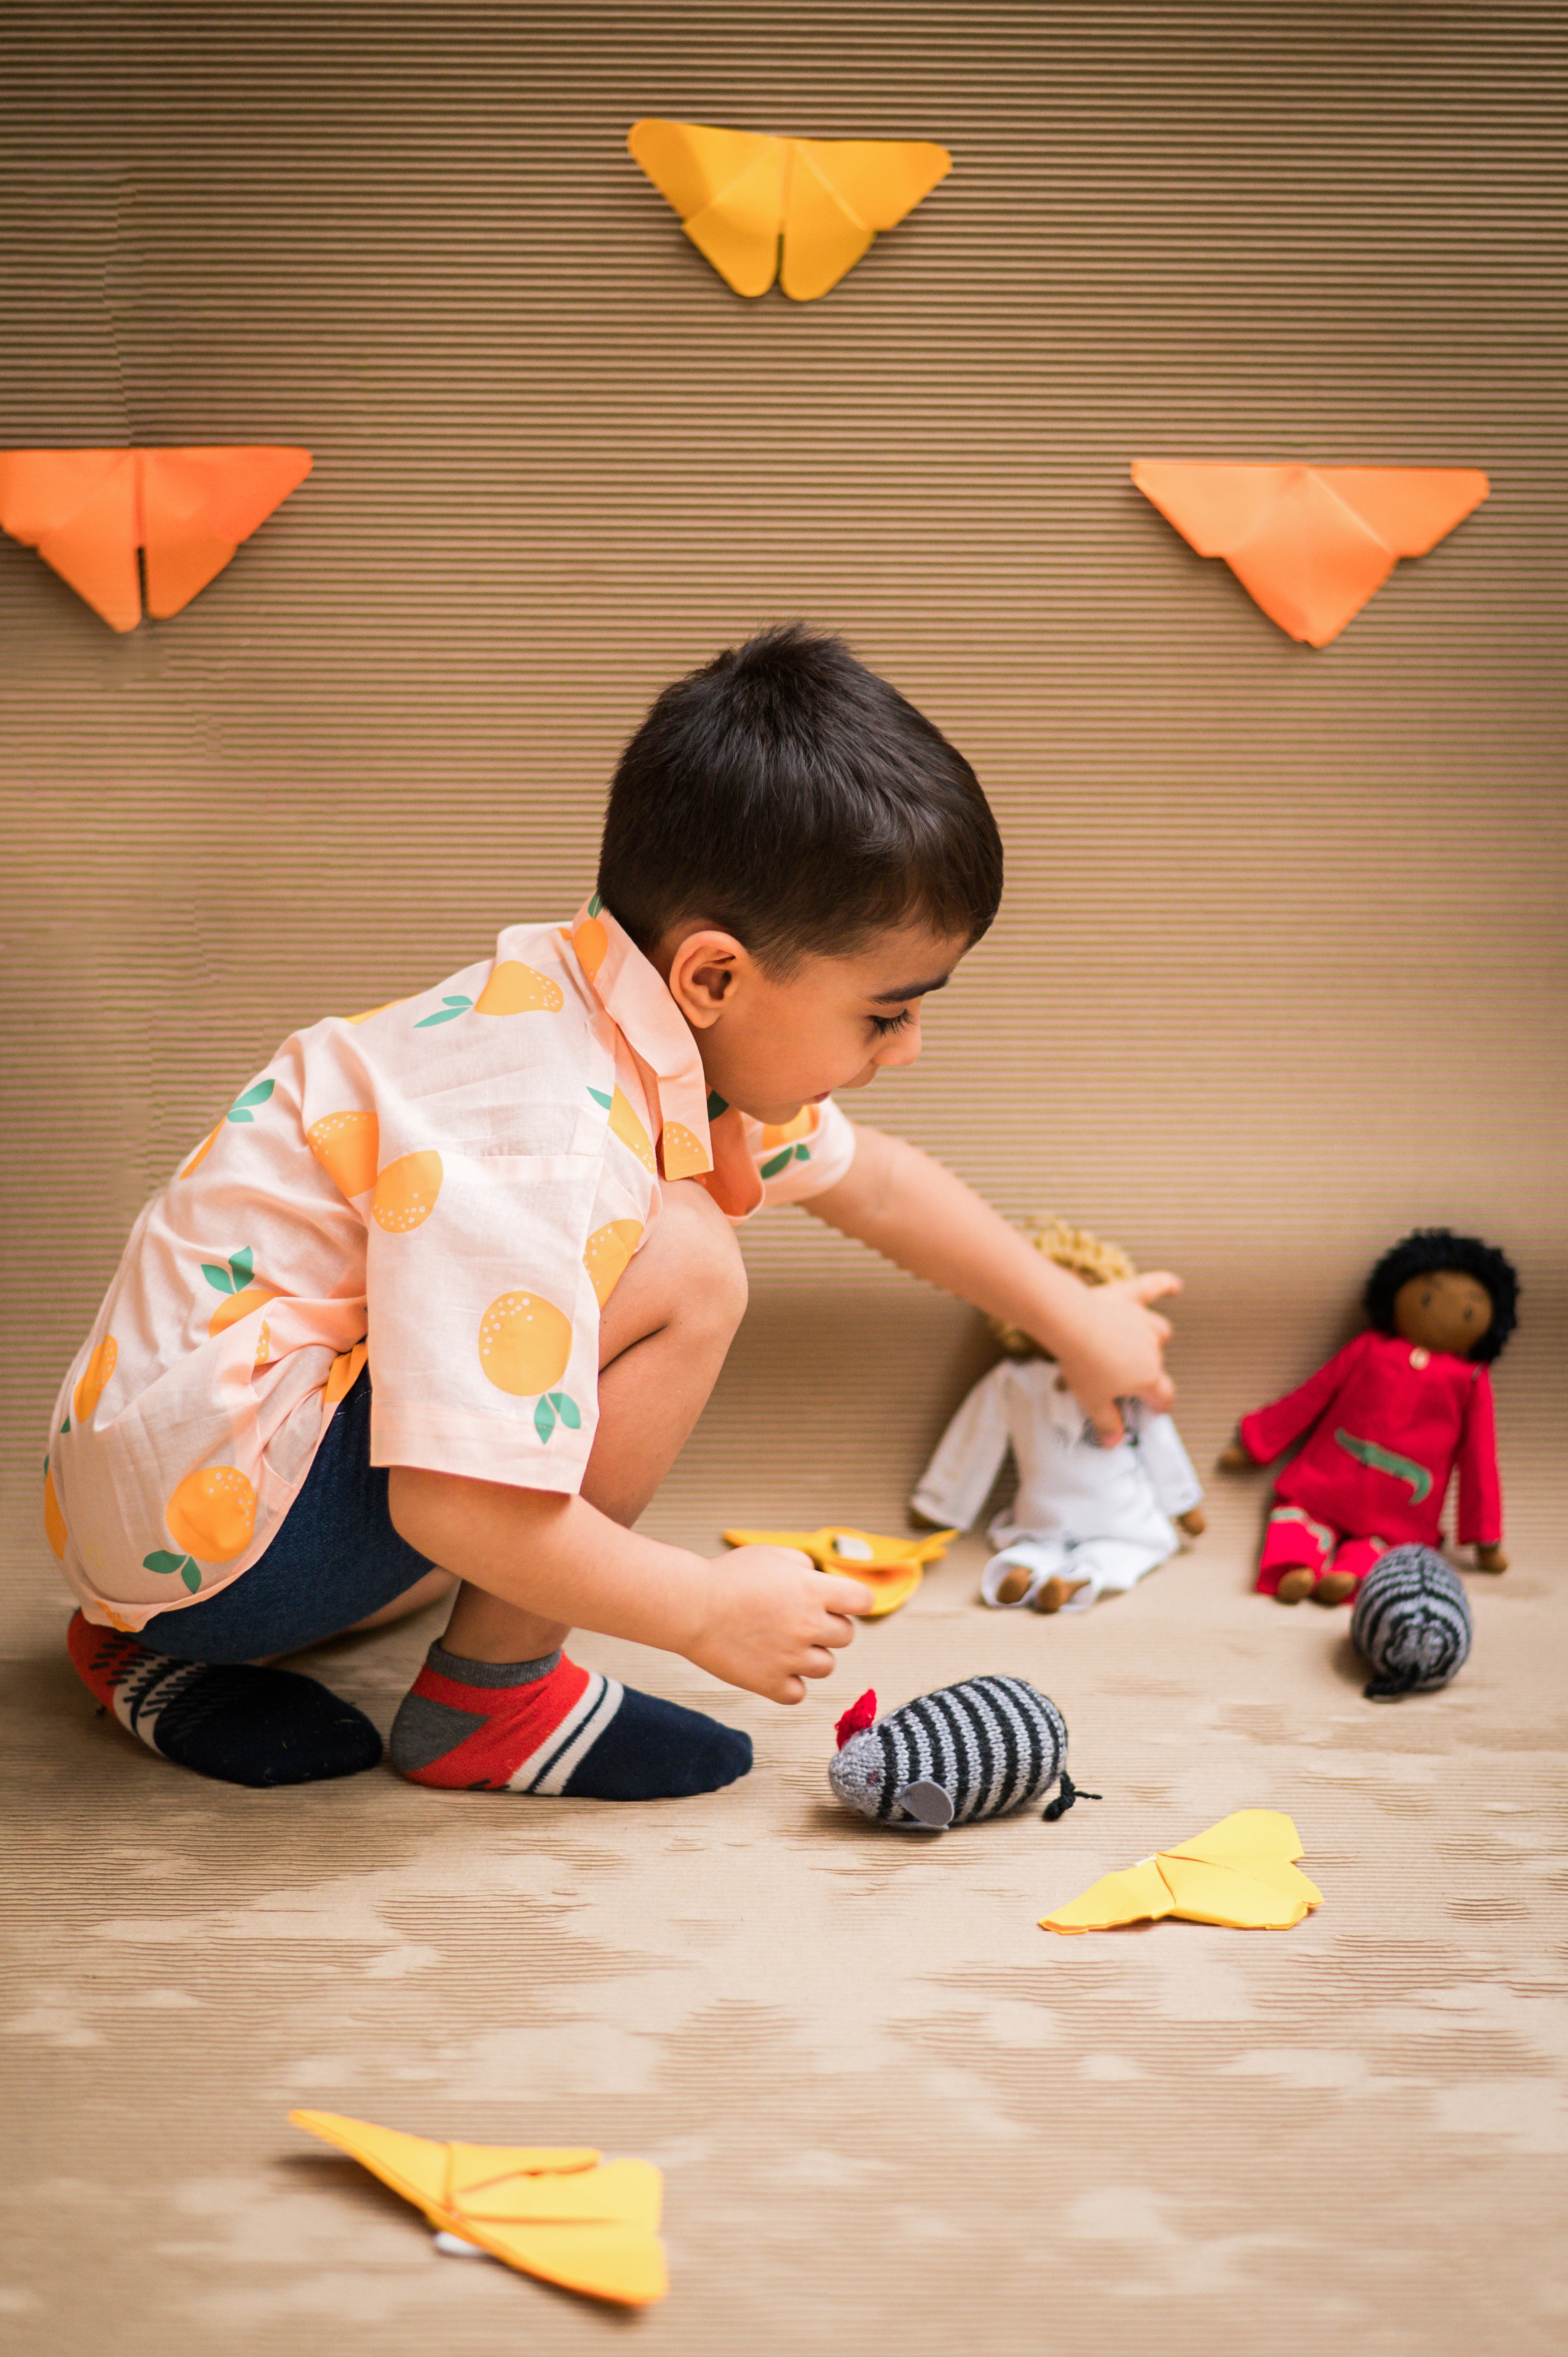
[1238,1329,1500,1597]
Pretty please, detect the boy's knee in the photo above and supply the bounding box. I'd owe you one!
[660,1179,748,1333]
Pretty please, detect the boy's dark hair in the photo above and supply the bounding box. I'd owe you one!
[597,625,1002,971]
[1364,1228,1520,1364]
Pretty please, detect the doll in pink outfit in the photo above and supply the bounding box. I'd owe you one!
[1219,1228,1518,1606]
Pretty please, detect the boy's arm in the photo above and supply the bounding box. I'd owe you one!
[388,1471,872,1704]
[803,1123,1178,1445]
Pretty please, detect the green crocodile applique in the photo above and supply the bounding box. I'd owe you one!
[1333,1428,1433,1505]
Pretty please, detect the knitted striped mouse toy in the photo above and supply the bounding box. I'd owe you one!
[1351,1545,1473,1700]
[829,1678,1084,1829]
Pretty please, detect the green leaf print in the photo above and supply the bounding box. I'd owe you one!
[794,1142,811,1162]
[415,995,473,1029]
[143,1550,189,1576]
[202,1263,236,1295]
[228,1079,275,1121]
[707,1090,729,1122]
[588,891,603,918]
[760,1147,795,1180]
[548,1391,582,1430]
[534,1395,557,1444]
[587,1087,612,1110]
[180,1561,203,1593]
[228,1247,254,1290]
[60,1415,70,1435]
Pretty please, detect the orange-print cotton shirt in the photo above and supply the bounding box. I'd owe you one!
[46,897,856,1631]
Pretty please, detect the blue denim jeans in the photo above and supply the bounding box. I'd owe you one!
[136,1370,434,1661]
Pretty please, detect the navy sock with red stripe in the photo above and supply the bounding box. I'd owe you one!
[66,1610,383,1786]
[389,1641,752,1800]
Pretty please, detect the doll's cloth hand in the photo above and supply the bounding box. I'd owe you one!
[1216,1440,1252,1473]
[1474,1544,1508,1573]
[1049,1272,1180,1446]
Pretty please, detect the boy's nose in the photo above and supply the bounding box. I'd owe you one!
[873,1018,923,1071]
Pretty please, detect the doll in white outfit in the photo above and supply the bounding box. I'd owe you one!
[913,1220,1206,1612]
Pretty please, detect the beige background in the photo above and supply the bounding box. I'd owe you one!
[2,5,1565,2352]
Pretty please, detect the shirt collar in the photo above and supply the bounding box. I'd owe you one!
[567,895,761,1214]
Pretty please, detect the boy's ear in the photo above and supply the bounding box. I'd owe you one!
[664,929,750,1030]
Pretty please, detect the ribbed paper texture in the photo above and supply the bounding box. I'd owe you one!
[1,13,1565,2347]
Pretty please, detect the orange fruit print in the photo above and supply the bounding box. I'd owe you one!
[202,1247,275,1337]
[324,1341,368,1408]
[148,1465,258,1590]
[583,1219,644,1307]
[572,892,610,982]
[474,962,564,1016]
[588,1085,656,1174]
[660,1121,711,1180]
[478,1291,573,1396]
[372,1151,443,1232]
[760,1107,817,1149]
[181,1077,275,1175]
[308,1110,380,1197]
[73,1335,118,1423]
[414,964,563,1028]
[43,1463,68,1560]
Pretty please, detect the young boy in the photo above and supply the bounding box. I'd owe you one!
[49,627,1179,1796]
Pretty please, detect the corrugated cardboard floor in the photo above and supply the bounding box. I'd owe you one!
[2,5,1565,2351]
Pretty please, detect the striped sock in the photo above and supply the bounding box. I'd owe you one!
[389,1641,752,1800]
[66,1611,383,1787]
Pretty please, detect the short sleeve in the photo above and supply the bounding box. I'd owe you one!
[366,1147,631,1494]
[754,1097,857,1209]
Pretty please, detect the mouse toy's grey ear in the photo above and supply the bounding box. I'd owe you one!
[895,1780,955,1829]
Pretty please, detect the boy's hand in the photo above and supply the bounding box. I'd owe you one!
[1050,1271,1181,1446]
[685,1544,874,1705]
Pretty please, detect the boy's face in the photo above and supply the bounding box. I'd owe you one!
[658,918,972,1127]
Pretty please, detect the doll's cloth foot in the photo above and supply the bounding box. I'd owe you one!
[1313,1571,1359,1606]
[1275,1568,1316,1604]
[983,1537,1168,1614]
[1031,1576,1092,1615]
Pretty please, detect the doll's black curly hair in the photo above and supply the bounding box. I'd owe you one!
[1364,1229,1520,1365]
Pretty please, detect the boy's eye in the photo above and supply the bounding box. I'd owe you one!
[868,1007,914,1038]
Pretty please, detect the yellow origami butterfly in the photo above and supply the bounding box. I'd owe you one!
[627,119,951,300]
[289,2111,666,2306]
[722,1522,957,1617]
[1041,1810,1323,1935]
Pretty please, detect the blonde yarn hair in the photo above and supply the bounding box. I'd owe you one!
[990,1217,1137,1359]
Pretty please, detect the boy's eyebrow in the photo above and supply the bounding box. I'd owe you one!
[869,973,952,1004]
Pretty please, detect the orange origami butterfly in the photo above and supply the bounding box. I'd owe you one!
[0,445,313,631]
[627,119,951,300]
[1131,461,1489,647]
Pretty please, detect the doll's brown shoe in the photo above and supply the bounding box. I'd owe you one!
[1313,1571,1358,1606]
[993,1567,1034,1606]
[1275,1568,1316,1604]
[1031,1576,1091,1614]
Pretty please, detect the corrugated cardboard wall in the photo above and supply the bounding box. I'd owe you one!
[3,2,1564,1619]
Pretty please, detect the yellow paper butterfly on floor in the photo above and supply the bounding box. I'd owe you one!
[289,2111,666,2306]
[627,119,952,300]
[722,1523,957,1617]
[1041,1810,1323,1935]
